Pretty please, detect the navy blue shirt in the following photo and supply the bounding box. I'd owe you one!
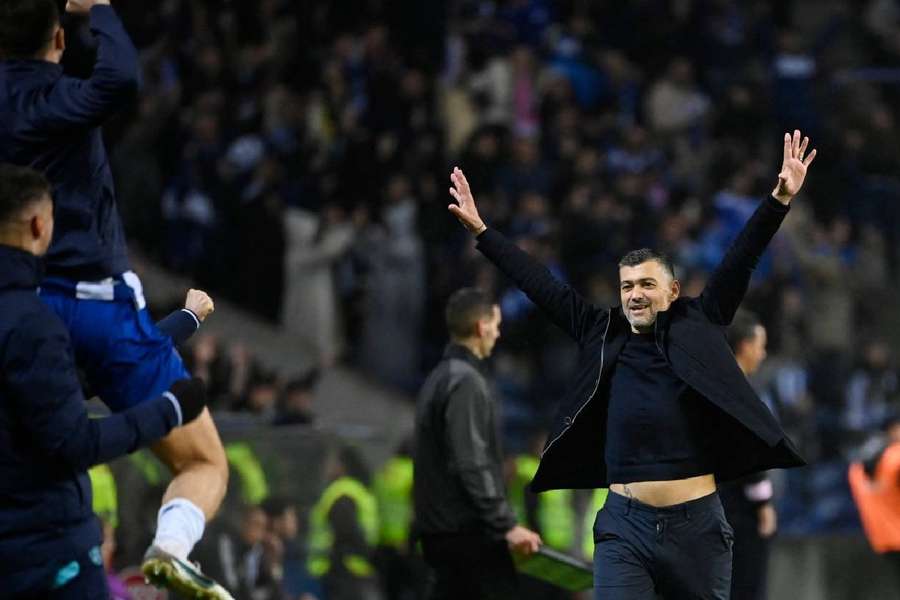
[606,331,721,483]
[0,5,139,280]
[0,245,179,593]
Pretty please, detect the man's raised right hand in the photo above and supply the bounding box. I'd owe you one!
[65,0,110,15]
[448,167,487,236]
[505,524,542,556]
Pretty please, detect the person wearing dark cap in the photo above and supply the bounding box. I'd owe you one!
[0,163,209,598]
[414,287,541,600]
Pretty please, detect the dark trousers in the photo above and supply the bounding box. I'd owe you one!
[593,491,733,600]
[729,515,770,600]
[421,533,519,600]
[11,563,108,600]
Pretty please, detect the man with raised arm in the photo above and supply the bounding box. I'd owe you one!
[0,1,229,596]
[446,131,815,599]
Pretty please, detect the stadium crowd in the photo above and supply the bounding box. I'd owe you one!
[47,0,900,596]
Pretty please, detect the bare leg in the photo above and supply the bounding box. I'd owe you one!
[151,408,228,520]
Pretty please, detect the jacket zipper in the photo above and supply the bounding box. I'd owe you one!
[541,314,612,458]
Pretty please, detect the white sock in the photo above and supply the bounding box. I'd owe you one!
[152,498,206,561]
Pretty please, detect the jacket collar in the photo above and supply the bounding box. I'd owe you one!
[0,245,43,291]
[0,59,63,84]
[443,342,482,369]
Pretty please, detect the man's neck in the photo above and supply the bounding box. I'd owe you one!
[0,232,33,254]
[452,338,484,360]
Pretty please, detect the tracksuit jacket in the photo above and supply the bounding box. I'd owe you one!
[0,4,138,281]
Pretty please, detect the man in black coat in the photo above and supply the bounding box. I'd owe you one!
[414,287,541,599]
[447,130,815,599]
[0,163,210,598]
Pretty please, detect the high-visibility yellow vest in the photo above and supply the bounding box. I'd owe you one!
[129,449,163,486]
[88,464,118,528]
[510,455,576,551]
[307,477,379,578]
[225,442,269,505]
[582,488,609,560]
[373,456,413,549]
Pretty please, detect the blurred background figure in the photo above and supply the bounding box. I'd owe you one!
[849,415,900,589]
[307,446,383,600]
[720,311,778,600]
[194,504,284,600]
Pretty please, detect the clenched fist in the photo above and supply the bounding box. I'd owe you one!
[185,289,215,322]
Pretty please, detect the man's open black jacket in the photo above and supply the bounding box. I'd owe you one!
[476,195,806,492]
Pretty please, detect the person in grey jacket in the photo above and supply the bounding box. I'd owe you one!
[413,287,541,600]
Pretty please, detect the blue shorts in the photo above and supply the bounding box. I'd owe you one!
[39,272,190,412]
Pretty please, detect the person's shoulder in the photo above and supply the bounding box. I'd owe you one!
[0,292,67,344]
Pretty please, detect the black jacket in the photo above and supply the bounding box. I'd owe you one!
[0,245,180,594]
[0,5,138,280]
[476,195,806,492]
[413,344,516,539]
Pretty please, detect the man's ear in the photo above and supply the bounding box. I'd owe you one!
[55,26,65,53]
[30,214,42,240]
[473,319,485,338]
[670,278,681,300]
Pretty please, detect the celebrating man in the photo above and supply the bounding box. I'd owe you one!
[447,131,815,599]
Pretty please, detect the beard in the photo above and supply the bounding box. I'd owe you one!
[625,305,657,331]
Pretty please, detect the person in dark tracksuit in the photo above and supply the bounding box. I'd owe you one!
[0,1,229,595]
[0,164,208,598]
[447,130,815,599]
[414,288,541,600]
[720,312,778,600]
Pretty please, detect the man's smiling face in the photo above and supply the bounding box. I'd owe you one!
[619,260,680,333]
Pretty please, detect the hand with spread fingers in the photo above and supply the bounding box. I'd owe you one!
[448,167,487,236]
[772,129,817,205]
[65,0,110,15]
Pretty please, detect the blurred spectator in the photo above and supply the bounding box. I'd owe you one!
[845,340,899,445]
[308,447,382,600]
[283,203,355,367]
[274,371,320,426]
[848,415,900,588]
[196,504,284,599]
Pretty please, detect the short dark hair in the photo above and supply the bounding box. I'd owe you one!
[618,248,675,280]
[0,0,59,60]
[727,310,762,353]
[445,287,495,340]
[0,163,52,224]
[260,496,294,518]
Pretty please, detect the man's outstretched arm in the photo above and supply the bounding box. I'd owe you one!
[448,167,605,345]
[700,130,817,325]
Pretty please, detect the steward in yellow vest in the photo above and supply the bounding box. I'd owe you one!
[307,446,382,600]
